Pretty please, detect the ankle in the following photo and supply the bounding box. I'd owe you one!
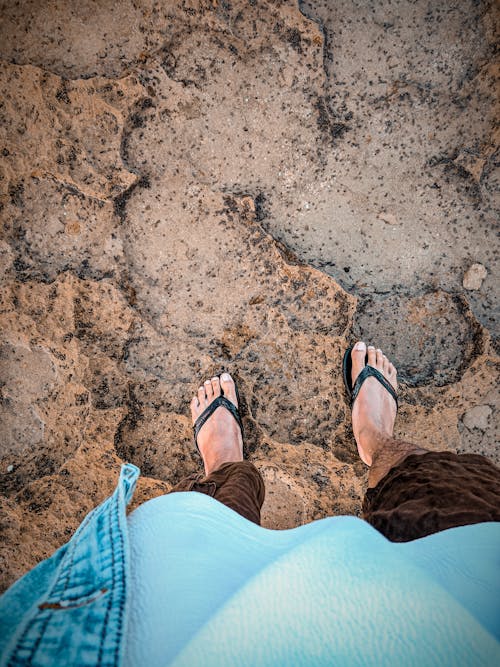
[368,442,429,487]
[356,426,393,457]
[202,445,243,476]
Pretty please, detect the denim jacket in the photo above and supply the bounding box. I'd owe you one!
[0,464,139,667]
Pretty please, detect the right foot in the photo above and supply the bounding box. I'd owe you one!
[350,341,398,466]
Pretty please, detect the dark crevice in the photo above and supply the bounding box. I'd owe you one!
[113,384,144,462]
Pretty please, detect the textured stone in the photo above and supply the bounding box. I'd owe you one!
[0,0,498,594]
[462,405,492,431]
[463,264,488,291]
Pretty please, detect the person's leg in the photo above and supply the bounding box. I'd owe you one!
[351,341,500,541]
[170,372,265,525]
[350,341,428,488]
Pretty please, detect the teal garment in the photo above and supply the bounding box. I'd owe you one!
[0,464,139,667]
[125,493,500,667]
[1,465,499,667]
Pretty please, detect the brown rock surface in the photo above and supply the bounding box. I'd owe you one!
[0,0,498,592]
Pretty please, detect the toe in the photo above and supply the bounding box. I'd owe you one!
[382,354,390,374]
[386,361,398,390]
[211,376,221,397]
[198,385,207,405]
[220,372,238,407]
[204,379,213,400]
[376,348,384,368]
[190,395,200,422]
[367,345,376,367]
[350,341,367,384]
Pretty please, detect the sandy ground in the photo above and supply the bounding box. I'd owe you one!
[0,0,498,592]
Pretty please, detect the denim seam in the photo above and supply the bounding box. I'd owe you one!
[8,498,112,665]
[29,502,111,664]
[58,501,109,595]
[101,466,136,667]
[3,465,139,667]
[114,518,127,667]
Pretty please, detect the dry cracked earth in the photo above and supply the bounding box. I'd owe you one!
[0,0,498,591]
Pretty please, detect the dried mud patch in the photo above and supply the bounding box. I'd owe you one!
[353,290,486,387]
[0,63,143,199]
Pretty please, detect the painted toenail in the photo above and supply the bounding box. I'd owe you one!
[221,373,231,381]
[354,342,366,350]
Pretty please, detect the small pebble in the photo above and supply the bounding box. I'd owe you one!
[377,211,399,225]
[7,464,14,473]
[463,263,487,290]
[462,405,492,431]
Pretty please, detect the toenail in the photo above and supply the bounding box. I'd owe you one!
[368,345,375,349]
[354,341,366,350]
[204,380,211,385]
[221,373,231,381]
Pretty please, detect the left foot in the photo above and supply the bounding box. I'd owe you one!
[190,373,243,476]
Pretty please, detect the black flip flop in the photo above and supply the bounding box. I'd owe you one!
[342,345,398,410]
[193,377,244,452]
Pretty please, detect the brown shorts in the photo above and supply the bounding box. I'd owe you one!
[170,452,500,541]
[170,460,265,525]
[362,451,500,541]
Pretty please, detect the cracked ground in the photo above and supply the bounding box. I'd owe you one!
[0,0,498,591]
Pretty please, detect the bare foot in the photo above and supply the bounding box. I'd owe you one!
[190,372,243,476]
[350,341,398,466]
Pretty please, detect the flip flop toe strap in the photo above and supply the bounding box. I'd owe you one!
[351,366,398,410]
[193,395,244,451]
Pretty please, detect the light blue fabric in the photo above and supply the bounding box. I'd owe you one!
[392,524,500,640]
[1,464,499,667]
[125,493,500,667]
